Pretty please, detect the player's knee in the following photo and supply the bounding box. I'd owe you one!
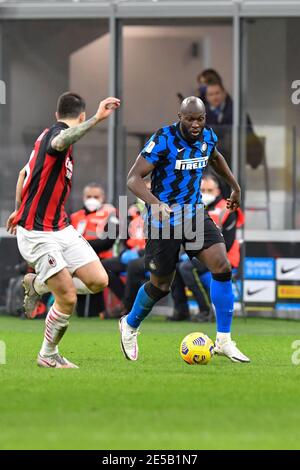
[212,257,231,274]
[87,272,109,293]
[145,281,170,299]
[158,283,171,293]
[150,274,173,293]
[155,280,171,293]
[222,259,232,273]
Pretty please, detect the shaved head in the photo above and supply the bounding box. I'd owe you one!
[180,96,206,115]
[178,96,206,142]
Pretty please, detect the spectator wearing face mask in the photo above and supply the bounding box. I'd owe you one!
[70,183,119,317]
[176,68,222,104]
[196,68,223,105]
[171,173,244,322]
[70,183,118,258]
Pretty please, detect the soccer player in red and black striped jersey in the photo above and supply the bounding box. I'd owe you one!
[6,92,120,368]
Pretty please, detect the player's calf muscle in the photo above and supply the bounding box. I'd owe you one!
[46,270,77,313]
[54,290,77,314]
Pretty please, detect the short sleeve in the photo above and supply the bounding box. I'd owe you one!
[211,128,218,151]
[46,123,69,157]
[140,131,167,166]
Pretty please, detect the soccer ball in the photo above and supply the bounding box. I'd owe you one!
[180,332,214,365]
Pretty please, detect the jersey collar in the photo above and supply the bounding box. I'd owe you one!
[56,121,70,129]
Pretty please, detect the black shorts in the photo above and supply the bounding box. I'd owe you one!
[145,212,224,276]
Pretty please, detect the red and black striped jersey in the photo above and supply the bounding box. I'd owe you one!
[14,122,73,231]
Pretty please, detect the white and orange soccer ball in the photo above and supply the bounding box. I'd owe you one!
[180,332,214,365]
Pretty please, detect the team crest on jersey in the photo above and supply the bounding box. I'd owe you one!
[201,142,208,153]
[175,156,209,171]
[65,156,73,180]
[48,255,57,268]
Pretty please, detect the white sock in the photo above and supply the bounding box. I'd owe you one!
[40,339,58,356]
[35,275,92,296]
[33,276,49,296]
[40,306,70,357]
[216,332,231,343]
[72,277,93,295]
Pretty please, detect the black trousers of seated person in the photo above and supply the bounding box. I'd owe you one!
[101,257,127,301]
[102,256,147,313]
[123,257,147,312]
[76,292,105,317]
[171,259,212,320]
[77,255,126,317]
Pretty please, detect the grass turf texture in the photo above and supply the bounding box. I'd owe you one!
[0,316,300,450]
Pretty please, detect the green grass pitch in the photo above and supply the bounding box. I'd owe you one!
[0,315,300,450]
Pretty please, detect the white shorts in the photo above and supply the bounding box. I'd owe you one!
[17,225,99,283]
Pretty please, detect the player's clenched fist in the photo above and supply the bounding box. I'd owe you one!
[226,189,241,211]
[95,97,121,122]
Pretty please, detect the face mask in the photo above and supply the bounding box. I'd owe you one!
[202,193,217,207]
[84,197,101,212]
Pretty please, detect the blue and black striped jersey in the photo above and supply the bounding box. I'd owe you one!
[141,123,218,224]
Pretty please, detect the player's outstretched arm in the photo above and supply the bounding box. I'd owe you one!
[6,166,26,235]
[210,148,241,211]
[51,97,121,152]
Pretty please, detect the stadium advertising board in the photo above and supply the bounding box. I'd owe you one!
[244,243,300,317]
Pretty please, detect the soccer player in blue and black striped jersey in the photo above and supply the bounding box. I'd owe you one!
[119,96,250,363]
